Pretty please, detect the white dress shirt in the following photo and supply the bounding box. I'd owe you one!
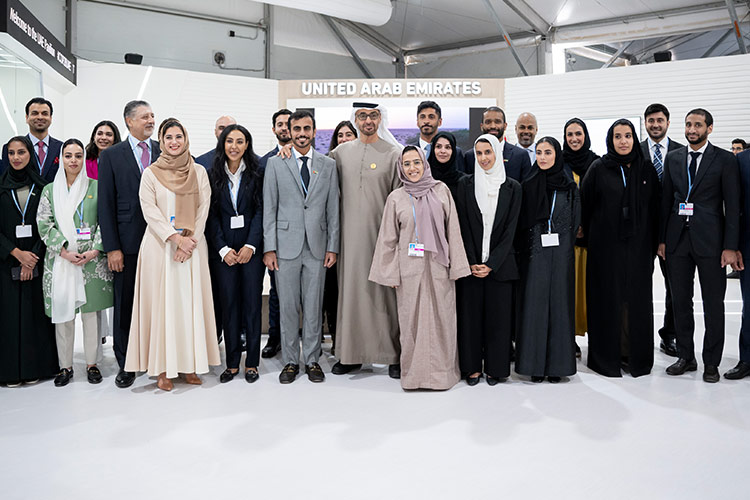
[419,137,430,152]
[28,133,49,171]
[646,136,670,164]
[127,134,152,171]
[218,160,256,261]
[686,141,709,174]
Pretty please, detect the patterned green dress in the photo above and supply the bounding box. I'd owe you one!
[36,179,114,316]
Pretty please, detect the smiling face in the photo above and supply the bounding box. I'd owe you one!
[645,111,669,142]
[612,124,634,156]
[434,137,453,164]
[401,149,424,182]
[515,113,538,148]
[536,141,556,170]
[685,113,712,147]
[565,123,585,152]
[223,129,248,164]
[290,116,316,152]
[126,105,155,141]
[337,125,356,145]
[272,113,291,145]
[475,140,496,171]
[62,143,84,178]
[94,124,116,151]
[481,110,506,139]
[7,140,31,170]
[417,107,441,139]
[26,103,52,135]
[163,125,186,155]
[355,109,381,137]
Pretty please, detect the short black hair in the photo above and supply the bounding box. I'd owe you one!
[732,138,748,148]
[686,108,713,127]
[482,106,506,123]
[25,97,53,116]
[272,108,292,126]
[417,101,441,118]
[123,100,150,121]
[288,110,316,130]
[644,103,670,120]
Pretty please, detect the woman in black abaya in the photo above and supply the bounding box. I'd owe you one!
[581,119,660,377]
[428,131,464,200]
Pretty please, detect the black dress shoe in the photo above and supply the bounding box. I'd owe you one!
[388,364,401,379]
[54,368,74,387]
[279,363,299,384]
[666,358,698,376]
[660,338,679,357]
[261,338,281,358]
[466,374,482,386]
[531,376,544,383]
[548,376,561,384]
[486,375,505,386]
[219,368,237,383]
[331,362,362,375]
[245,368,259,383]
[306,363,325,383]
[724,361,750,380]
[703,365,720,383]
[87,366,102,384]
[115,369,135,388]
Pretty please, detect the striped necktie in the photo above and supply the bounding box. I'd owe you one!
[653,144,663,181]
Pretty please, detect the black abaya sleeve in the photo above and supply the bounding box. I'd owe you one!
[456,177,479,266]
[486,180,522,274]
[579,159,600,248]
[659,154,675,245]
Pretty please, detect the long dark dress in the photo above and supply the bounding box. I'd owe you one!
[0,183,57,383]
[515,187,580,377]
[581,158,660,377]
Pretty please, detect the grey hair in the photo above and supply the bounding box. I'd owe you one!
[123,100,151,122]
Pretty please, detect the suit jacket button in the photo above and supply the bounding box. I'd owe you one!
[304,206,308,209]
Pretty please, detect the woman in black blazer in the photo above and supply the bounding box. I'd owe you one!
[206,124,264,383]
[456,134,522,386]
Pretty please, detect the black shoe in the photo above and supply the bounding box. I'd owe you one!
[54,368,74,387]
[575,343,582,359]
[388,364,401,379]
[261,338,281,358]
[724,361,750,380]
[219,368,237,383]
[306,363,325,383]
[466,374,482,386]
[486,375,505,386]
[115,369,135,388]
[666,358,697,376]
[245,368,259,383]
[703,365,720,383]
[548,376,561,384]
[279,363,299,384]
[531,376,544,383]
[86,366,102,384]
[660,338,679,357]
[331,362,362,375]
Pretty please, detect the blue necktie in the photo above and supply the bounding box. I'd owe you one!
[653,144,663,181]
[424,143,431,157]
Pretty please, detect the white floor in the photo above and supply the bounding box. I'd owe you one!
[2,274,749,500]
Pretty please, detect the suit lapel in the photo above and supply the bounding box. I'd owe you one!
[690,143,715,193]
[305,151,323,198]
[284,156,305,196]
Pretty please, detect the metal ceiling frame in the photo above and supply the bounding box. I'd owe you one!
[321,15,374,78]
[725,0,748,53]
[481,0,529,76]
[500,0,550,36]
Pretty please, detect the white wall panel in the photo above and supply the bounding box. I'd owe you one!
[504,54,750,154]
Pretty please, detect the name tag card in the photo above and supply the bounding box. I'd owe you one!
[76,227,92,241]
[408,242,425,257]
[230,215,245,229]
[169,216,184,234]
[16,224,32,238]
[678,203,694,216]
[541,233,560,247]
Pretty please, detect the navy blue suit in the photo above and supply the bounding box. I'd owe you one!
[259,147,281,342]
[98,138,160,369]
[463,141,533,181]
[207,167,264,368]
[737,150,750,363]
[1,135,62,183]
[195,148,216,170]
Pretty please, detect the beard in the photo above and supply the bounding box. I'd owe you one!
[482,125,506,139]
[686,131,708,145]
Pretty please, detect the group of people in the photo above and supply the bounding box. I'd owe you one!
[1,95,749,392]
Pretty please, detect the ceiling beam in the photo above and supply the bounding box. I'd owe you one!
[336,20,401,59]
[402,31,537,56]
[500,0,550,35]
[481,0,529,75]
[702,28,735,57]
[726,0,748,53]
[321,16,373,78]
[601,41,634,68]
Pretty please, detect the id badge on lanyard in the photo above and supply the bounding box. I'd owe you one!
[12,184,35,239]
[541,190,560,248]
[408,195,425,257]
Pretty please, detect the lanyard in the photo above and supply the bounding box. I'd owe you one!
[76,201,85,227]
[547,190,557,234]
[409,194,419,243]
[620,166,627,187]
[686,162,694,202]
[228,180,239,215]
[11,184,35,225]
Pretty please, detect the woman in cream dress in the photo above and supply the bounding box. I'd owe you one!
[125,119,220,391]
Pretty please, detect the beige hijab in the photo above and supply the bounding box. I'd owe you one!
[149,121,199,236]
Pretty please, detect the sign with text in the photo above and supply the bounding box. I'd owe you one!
[301,80,483,97]
[1,0,77,84]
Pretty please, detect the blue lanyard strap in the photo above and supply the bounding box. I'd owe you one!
[228,181,239,215]
[11,184,35,225]
[409,194,419,243]
[76,201,85,227]
[686,162,693,201]
[547,190,557,234]
[620,166,627,187]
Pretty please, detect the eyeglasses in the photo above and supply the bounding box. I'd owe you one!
[355,111,381,121]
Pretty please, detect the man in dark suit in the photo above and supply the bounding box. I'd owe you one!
[463,106,532,181]
[726,149,750,379]
[658,108,741,383]
[407,101,467,167]
[98,100,159,388]
[640,103,684,357]
[195,115,237,170]
[257,108,292,358]
[1,97,62,182]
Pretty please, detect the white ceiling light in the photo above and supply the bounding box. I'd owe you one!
[263,0,393,26]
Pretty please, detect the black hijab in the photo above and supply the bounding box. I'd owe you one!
[0,136,46,192]
[563,118,599,178]
[520,136,576,231]
[427,131,463,187]
[601,119,647,239]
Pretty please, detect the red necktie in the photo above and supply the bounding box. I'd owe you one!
[37,141,46,171]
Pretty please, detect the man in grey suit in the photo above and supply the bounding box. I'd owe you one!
[263,110,340,384]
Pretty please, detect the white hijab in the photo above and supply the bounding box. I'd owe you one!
[350,104,402,148]
[473,134,506,262]
[50,148,89,323]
